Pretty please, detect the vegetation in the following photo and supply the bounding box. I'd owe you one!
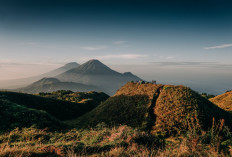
[37,90,109,104]
[0,99,65,132]
[1,83,232,156]
[67,83,163,129]
[210,91,232,112]
[69,83,232,137]
[201,93,215,99]
[0,91,108,121]
[0,123,232,156]
[153,85,232,136]
[68,95,150,129]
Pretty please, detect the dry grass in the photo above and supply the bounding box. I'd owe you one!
[210,91,232,112]
[0,122,231,157]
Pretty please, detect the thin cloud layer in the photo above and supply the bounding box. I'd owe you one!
[112,41,128,45]
[81,54,147,61]
[82,46,108,51]
[204,43,232,50]
[151,61,232,69]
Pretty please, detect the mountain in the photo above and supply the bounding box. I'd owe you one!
[56,59,141,95]
[0,62,79,89]
[210,91,232,112]
[68,82,232,136]
[16,77,105,94]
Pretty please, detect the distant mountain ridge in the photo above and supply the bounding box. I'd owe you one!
[56,59,141,95]
[0,62,80,89]
[17,77,104,94]
[5,59,141,95]
[41,62,80,77]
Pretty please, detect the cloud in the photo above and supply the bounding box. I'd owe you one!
[0,59,61,67]
[152,62,213,66]
[204,43,232,50]
[82,46,107,51]
[159,55,174,60]
[20,42,57,49]
[112,41,127,45]
[81,54,147,61]
[99,54,147,59]
[150,62,232,69]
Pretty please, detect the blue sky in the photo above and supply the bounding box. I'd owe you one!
[0,0,232,94]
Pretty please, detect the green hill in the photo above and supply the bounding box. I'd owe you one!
[68,82,232,136]
[37,90,109,104]
[0,99,65,132]
[0,91,109,121]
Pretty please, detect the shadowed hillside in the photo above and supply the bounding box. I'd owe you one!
[67,83,163,129]
[0,99,65,132]
[210,91,232,112]
[0,91,109,121]
[69,82,232,136]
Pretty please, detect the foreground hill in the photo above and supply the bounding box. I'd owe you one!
[0,99,65,132]
[0,62,79,89]
[17,78,104,94]
[210,91,232,112]
[70,82,232,135]
[56,59,141,95]
[0,91,108,121]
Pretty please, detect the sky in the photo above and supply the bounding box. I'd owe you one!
[0,0,232,94]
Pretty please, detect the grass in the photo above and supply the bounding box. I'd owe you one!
[67,82,163,129]
[152,85,232,136]
[210,91,232,112]
[68,95,151,129]
[0,123,231,157]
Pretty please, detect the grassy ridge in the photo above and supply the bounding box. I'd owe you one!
[68,83,232,137]
[68,95,150,129]
[67,83,163,129]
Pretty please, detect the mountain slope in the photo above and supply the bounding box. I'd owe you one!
[0,62,79,89]
[16,77,105,94]
[0,91,108,121]
[43,62,80,77]
[56,59,141,95]
[69,82,232,136]
[209,91,232,112]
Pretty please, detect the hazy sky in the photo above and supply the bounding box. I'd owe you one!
[0,0,232,93]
